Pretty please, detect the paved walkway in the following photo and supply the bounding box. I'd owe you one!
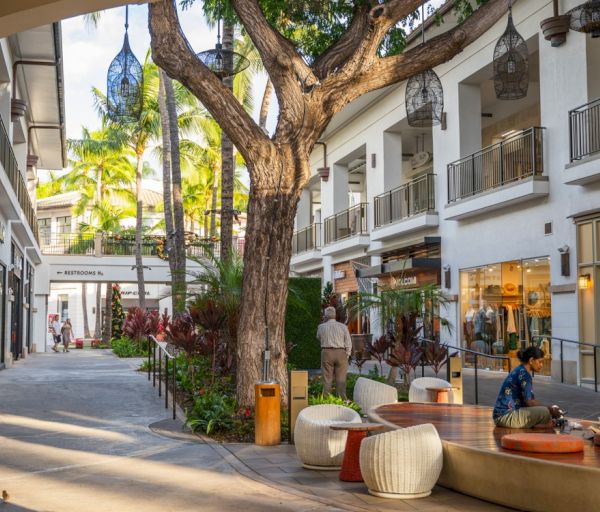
[0,351,512,511]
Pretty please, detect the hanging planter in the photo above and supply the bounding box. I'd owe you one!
[567,0,600,37]
[406,69,444,127]
[107,6,143,122]
[493,6,529,100]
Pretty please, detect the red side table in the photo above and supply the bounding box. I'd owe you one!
[330,422,384,482]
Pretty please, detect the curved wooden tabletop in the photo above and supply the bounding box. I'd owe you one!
[371,402,600,469]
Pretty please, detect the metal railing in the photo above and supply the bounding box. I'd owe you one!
[148,335,177,420]
[419,338,511,405]
[324,203,368,245]
[374,173,436,228]
[292,223,322,254]
[533,335,599,393]
[569,97,600,162]
[39,233,95,255]
[0,115,38,242]
[447,127,545,203]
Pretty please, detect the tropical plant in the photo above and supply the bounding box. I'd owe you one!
[187,390,236,434]
[111,336,147,358]
[423,339,449,376]
[308,394,361,414]
[122,307,148,347]
[365,335,393,376]
[111,284,124,338]
[189,298,228,381]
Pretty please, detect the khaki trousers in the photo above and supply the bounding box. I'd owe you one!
[321,348,349,399]
[494,406,552,428]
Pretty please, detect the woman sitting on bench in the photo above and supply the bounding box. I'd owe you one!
[493,346,560,429]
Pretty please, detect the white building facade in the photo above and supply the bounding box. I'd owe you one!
[0,22,65,367]
[291,0,600,386]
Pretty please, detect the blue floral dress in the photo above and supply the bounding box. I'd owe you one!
[492,364,533,421]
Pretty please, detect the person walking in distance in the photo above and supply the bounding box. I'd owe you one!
[61,319,73,353]
[51,315,61,353]
[317,306,352,399]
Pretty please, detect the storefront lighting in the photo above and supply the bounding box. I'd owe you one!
[526,268,532,273]
[579,274,592,289]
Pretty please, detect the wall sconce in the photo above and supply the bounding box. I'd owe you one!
[443,264,451,289]
[578,273,592,289]
[557,244,570,277]
[8,288,15,302]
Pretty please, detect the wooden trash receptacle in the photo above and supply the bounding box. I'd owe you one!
[255,382,281,446]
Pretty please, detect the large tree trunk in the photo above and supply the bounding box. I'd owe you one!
[81,282,91,338]
[94,283,102,340]
[102,282,113,344]
[220,22,235,261]
[135,156,146,310]
[236,156,301,406]
[164,70,187,314]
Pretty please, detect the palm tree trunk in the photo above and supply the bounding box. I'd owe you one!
[135,155,147,310]
[210,165,219,240]
[158,69,175,274]
[103,282,113,344]
[259,79,273,131]
[81,282,91,338]
[94,283,102,340]
[164,70,186,314]
[220,22,235,261]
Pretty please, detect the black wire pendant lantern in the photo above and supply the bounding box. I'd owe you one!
[107,6,143,121]
[197,10,249,79]
[405,4,443,127]
[567,0,600,37]
[493,1,529,100]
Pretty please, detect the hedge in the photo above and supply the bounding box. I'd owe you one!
[286,277,322,369]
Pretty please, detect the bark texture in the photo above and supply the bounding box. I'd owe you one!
[134,155,146,310]
[81,282,91,338]
[94,283,102,340]
[102,282,113,344]
[148,0,510,405]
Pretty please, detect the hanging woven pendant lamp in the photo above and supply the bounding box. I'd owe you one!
[567,0,600,37]
[197,6,249,79]
[406,4,443,127]
[494,2,529,100]
[107,6,143,121]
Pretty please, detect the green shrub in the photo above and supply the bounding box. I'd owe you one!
[308,393,361,414]
[308,368,389,400]
[111,336,147,358]
[186,390,236,434]
[286,277,322,369]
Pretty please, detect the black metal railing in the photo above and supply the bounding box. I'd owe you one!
[292,223,322,254]
[324,203,368,245]
[447,127,545,203]
[569,98,600,162]
[0,115,38,242]
[148,335,177,420]
[374,173,436,228]
[419,338,511,405]
[40,234,96,255]
[532,335,598,393]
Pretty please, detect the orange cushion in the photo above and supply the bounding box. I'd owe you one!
[501,433,584,453]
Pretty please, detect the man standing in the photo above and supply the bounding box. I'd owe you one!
[51,315,61,353]
[317,306,352,399]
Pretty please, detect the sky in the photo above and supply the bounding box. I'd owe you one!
[59,3,270,176]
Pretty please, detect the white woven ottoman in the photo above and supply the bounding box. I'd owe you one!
[353,377,398,415]
[294,404,361,470]
[359,423,443,499]
[409,377,455,403]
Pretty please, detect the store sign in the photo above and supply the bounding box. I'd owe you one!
[334,270,346,280]
[397,276,418,287]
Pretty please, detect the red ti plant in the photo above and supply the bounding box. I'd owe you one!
[145,310,161,338]
[189,299,227,383]
[423,339,448,376]
[366,335,392,376]
[166,314,201,387]
[386,312,424,387]
[122,307,147,348]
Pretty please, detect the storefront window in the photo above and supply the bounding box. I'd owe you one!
[460,257,551,373]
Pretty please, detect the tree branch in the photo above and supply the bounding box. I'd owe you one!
[148,0,270,166]
[346,0,510,103]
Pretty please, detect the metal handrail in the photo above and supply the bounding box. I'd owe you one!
[292,223,322,254]
[148,335,177,420]
[323,203,368,244]
[569,97,600,161]
[374,173,436,227]
[447,127,545,203]
[532,335,598,392]
[419,337,511,405]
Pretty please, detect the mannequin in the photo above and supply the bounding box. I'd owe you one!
[464,306,475,343]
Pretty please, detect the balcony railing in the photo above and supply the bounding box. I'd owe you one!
[569,98,600,162]
[292,223,322,254]
[0,115,38,242]
[324,203,368,245]
[374,173,436,228]
[447,127,544,203]
[40,233,245,258]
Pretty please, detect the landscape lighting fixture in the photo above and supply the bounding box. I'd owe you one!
[579,274,592,289]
